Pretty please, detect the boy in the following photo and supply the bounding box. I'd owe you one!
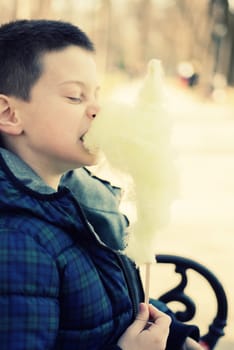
[0,19,201,350]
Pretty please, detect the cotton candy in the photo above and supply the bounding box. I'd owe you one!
[84,59,176,264]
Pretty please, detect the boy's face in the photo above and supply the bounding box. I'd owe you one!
[13,45,100,173]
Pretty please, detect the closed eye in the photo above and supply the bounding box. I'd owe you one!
[67,97,82,103]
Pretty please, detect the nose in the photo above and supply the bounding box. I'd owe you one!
[86,101,100,119]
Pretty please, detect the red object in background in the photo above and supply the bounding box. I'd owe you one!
[200,340,210,350]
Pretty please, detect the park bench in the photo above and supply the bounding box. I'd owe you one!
[155,254,228,350]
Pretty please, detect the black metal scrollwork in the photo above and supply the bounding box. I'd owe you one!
[155,254,228,350]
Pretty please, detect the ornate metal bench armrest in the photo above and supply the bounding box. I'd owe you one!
[155,254,228,350]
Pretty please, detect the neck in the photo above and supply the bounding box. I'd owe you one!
[24,159,62,190]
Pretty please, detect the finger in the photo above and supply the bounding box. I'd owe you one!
[146,313,170,350]
[148,303,171,324]
[128,303,150,334]
[147,304,171,333]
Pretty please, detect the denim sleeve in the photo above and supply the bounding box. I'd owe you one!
[150,299,200,350]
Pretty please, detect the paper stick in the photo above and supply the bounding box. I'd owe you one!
[144,262,151,304]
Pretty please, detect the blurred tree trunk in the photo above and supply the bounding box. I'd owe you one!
[13,0,53,19]
[92,0,112,74]
[137,0,152,65]
[33,0,53,18]
[0,0,16,23]
[227,12,234,85]
[36,0,52,18]
[14,0,31,19]
[121,0,153,74]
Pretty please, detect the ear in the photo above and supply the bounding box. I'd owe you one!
[0,94,23,136]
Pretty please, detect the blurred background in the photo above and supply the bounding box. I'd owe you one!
[0,0,234,94]
[0,0,233,348]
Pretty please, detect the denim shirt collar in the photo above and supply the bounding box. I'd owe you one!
[0,147,56,194]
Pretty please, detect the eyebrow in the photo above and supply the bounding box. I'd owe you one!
[59,80,100,91]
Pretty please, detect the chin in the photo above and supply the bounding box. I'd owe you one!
[84,152,100,166]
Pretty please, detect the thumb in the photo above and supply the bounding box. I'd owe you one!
[129,303,150,334]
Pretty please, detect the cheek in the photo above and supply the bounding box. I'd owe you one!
[53,120,81,146]
[26,99,84,142]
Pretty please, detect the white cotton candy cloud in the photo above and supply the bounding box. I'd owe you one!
[84,59,177,264]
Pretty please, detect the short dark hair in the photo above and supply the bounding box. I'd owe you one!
[0,19,95,101]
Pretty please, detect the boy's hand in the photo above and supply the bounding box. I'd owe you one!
[182,337,204,350]
[117,303,171,350]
